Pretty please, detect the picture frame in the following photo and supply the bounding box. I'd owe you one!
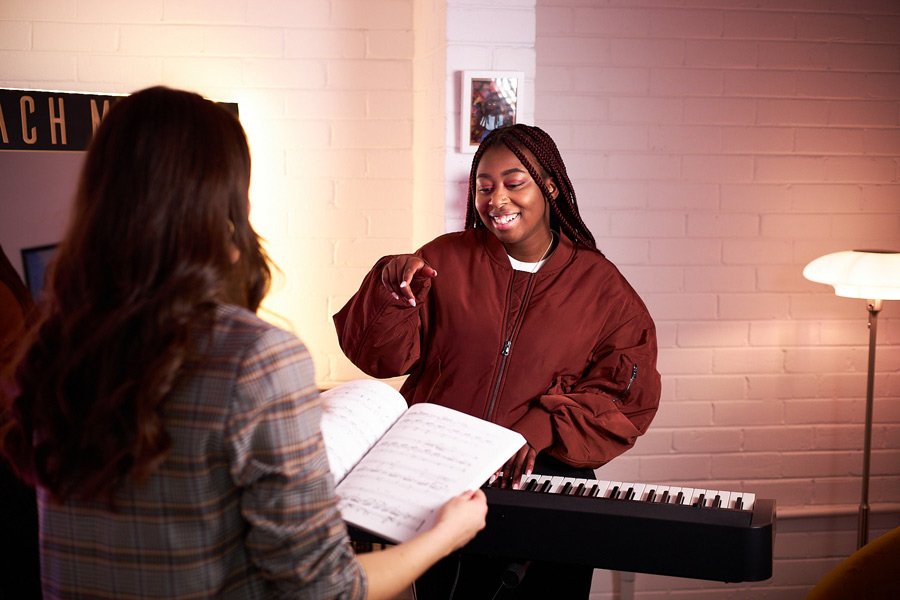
[21,243,58,299]
[459,70,524,153]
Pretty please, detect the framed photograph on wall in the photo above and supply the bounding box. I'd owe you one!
[459,70,524,153]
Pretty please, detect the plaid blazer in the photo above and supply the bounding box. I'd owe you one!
[38,305,365,599]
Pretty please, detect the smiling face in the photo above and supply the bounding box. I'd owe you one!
[474,145,556,262]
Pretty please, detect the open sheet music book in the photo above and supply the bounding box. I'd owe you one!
[319,379,526,544]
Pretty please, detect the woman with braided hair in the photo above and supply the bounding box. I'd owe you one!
[464,122,596,249]
[335,123,661,598]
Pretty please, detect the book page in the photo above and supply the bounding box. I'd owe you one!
[336,402,526,543]
[319,379,408,483]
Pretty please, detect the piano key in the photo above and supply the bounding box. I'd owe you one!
[724,492,752,511]
[629,484,646,501]
[617,482,636,500]
[616,483,634,499]
[536,476,553,492]
[579,480,601,498]
[702,490,719,508]
[688,489,706,507]
[596,480,612,498]
[520,474,546,491]
[568,478,588,496]
[666,487,684,504]
[619,481,639,496]
[549,476,568,494]
[650,485,671,503]
[717,491,731,509]
[703,490,724,509]
[726,492,746,510]
[588,481,607,498]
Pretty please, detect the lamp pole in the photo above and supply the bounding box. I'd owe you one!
[858,298,882,550]
[803,250,900,550]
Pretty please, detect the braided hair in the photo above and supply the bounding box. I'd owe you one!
[464,124,597,250]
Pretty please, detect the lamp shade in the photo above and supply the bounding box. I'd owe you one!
[803,250,900,300]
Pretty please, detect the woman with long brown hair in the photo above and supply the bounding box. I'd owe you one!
[1,85,486,600]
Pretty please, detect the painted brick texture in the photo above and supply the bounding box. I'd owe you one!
[1,0,898,598]
[0,0,419,387]
[536,1,899,597]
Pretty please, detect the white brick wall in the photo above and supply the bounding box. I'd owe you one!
[443,0,537,231]
[1,1,898,598]
[536,1,899,598]
[0,0,420,387]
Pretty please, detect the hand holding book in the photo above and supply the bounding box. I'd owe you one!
[319,379,526,543]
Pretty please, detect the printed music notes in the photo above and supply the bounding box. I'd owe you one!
[319,380,525,543]
[319,379,408,483]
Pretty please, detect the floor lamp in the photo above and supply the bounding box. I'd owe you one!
[803,249,900,549]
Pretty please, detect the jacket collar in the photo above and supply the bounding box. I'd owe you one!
[474,226,576,274]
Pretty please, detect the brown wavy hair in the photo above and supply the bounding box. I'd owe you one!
[464,123,598,250]
[0,86,271,503]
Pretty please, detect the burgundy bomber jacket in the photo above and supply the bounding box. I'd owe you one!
[333,228,661,469]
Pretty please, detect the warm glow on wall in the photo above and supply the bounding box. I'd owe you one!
[222,89,418,386]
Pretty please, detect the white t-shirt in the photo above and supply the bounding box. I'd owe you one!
[508,254,549,273]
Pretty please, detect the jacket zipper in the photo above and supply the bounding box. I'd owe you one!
[484,272,538,422]
[618,364,638,401]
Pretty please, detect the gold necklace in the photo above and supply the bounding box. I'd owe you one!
[530,230,557,274]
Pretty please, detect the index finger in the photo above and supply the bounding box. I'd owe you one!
[399,260,436,307]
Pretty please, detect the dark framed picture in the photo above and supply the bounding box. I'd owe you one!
[21,243,58,299]
[459,70,524,153]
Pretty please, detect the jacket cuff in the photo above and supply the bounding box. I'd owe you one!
[512,408,553,453]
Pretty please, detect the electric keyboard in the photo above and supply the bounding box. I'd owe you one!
[466,474,775,583]
[347,473,775,583]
